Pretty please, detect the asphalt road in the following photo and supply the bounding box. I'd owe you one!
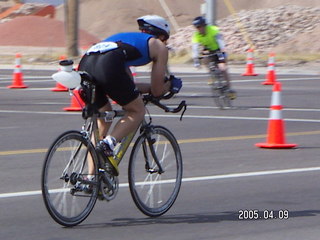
[1,67,320,240]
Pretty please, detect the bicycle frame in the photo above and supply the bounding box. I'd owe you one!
[43,63,187,226]
[80,110,134,169]
[199,53,233,109]
[80,105,172,172]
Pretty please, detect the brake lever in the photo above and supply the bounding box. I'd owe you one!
[179,101,187,121]
[169,100,186,113]
[163,100,187,121]
[170,100,187,121]
[143,94,187,121]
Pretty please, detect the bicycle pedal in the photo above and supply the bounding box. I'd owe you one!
[150,138,156,145]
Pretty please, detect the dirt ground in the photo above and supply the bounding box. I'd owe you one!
[56,0,320,38]
[0,0,320,62]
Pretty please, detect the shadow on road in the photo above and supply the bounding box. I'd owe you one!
[75,209,320,229]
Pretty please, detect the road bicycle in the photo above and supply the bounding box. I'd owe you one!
[199,52,235,109]
[41,60,187,227]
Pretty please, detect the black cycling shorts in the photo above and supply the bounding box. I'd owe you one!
[209,50,226,64]
[78,48,140,108]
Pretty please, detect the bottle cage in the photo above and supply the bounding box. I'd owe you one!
[78,72,99,119]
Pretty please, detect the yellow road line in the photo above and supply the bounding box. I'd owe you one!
[0,148,48,155]
[1,130,320,156]
[178,130,320,144]
[178,134,265,144]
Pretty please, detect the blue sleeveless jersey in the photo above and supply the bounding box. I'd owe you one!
[103,32,153,67]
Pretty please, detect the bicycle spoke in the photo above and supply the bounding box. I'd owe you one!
[144,173,162,206]
[42,131,99,227]
[129,126,182,217]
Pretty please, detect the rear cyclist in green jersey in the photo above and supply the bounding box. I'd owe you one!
[191,16,235,95]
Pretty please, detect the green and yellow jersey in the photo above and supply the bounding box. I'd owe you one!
[192,25,220,51]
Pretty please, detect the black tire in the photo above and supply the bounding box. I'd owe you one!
[212,88,224,109]
[212,90,232,110]
[128,126,183,217]
[211,71,232,110]
[41,131,99,227]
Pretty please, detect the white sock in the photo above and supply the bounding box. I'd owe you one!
[87,175,95,180]
[103,135,116,150]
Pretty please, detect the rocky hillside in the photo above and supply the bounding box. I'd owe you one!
[1,1,320,60]
[168,5,320,55]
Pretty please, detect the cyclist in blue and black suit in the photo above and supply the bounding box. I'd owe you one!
[78,15,182,159]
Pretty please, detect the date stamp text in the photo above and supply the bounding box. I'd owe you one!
[238,209,289,220]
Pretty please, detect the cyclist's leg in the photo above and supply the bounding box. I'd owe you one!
[203,57,215,85]
[97,102,113,140]
[110,96,145,142]
[218,62,237,100]
[217,63,230,87]
[85,102,113,175]
[80,48,144,150]
[79,52,115,170]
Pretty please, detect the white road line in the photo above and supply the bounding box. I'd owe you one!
[151,114,320,123]
[186,105,320,112]
[185,79,320,86]
[1,166,320,199]
[0,87,54,90]
[0,77,52,81]
[0,110,78,115]
[0,126,19,129]
[1,109,320,122]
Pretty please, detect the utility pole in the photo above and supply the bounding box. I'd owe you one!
[205,0,216,25]
[64,0,79,57]
[158,0,180,33]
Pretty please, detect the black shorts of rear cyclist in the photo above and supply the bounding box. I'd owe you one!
[78,47,140,108]
[210,50,227,64]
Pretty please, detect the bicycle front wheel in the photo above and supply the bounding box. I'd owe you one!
[210,69,232,110]
[41,131,99,227]
[128,126,183,217]
[212,89,232,110]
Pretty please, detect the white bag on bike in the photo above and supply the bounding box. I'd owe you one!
[52,71,81,89]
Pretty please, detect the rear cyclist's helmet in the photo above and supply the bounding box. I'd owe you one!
[137,15,170,40]
[192,16,206,27]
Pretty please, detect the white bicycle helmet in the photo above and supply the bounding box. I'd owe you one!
[137,15,170,40]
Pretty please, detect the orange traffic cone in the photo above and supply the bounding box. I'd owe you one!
[262,52,277,85]
[63,89,84,111]
[51,55,68,92]
[242,48,258,76]
[7,53,28,89]
[255,82,297,149]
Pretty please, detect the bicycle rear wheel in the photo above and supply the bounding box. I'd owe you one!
[211,71,232,110]
[41,131,99,227]
[212,88,232,110]
[128,126,183,217]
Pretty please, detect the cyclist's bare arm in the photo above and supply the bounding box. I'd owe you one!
[149,38,171,97]
[126,38,170,96]
[135,82,151,94]
[124,67,151,93]
[135,63,171,94]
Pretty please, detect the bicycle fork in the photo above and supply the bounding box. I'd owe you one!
[142,127,164,174]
